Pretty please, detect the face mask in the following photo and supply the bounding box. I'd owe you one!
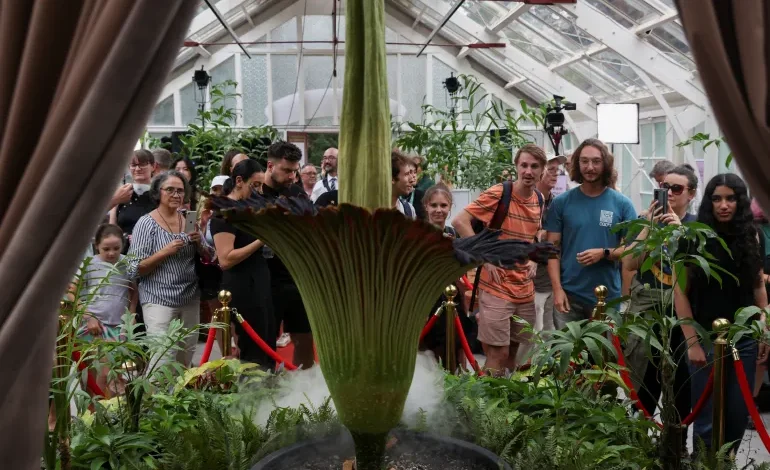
[133,184,151,196]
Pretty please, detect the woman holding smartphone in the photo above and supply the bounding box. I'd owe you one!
[128,171,206,368]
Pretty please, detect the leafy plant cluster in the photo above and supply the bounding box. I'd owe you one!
[676,132,732,168]
[392,74,550,191]
[144,80,278,190]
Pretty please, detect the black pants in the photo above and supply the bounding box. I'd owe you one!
[638,324,691,439]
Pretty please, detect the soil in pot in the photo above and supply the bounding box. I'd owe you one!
[253,429,510,470]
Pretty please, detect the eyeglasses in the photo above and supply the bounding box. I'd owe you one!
[161,187,185,196]
[301,172,317,177]
[129,162,151,169]
[660,182,689,195]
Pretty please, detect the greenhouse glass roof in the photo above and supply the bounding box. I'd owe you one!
[172,0,706,125]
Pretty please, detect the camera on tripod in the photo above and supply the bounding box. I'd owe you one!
[544,95,576,155]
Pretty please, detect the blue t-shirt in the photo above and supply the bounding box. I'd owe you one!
[543,187,637,306]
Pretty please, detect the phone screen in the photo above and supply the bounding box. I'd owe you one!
[184,211,197,233]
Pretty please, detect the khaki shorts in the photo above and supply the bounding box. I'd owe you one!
[477,291,536,347]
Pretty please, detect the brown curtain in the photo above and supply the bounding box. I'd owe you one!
[0,1,197,467]
[676,0,770,212]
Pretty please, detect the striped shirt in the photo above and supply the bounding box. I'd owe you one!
[127,215,199,307]
[464,183,541,303]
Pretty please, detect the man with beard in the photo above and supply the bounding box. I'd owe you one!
[311,147,338,202]
[453,144,546,374]
[261,141,314,367]
[543,138,636,329]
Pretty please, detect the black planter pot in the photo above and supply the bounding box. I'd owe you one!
[252,428,511,470]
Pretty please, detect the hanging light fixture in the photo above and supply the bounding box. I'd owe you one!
[192,66,211,128]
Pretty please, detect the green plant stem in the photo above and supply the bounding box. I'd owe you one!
[351,431,387,470]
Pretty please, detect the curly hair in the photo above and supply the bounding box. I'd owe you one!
[697,173,761,284]
[267,141,302,163]
[569,138,616,188]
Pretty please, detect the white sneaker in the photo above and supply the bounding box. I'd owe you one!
[277,333,291,348]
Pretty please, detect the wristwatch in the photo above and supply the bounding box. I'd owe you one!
[603,248,611,259]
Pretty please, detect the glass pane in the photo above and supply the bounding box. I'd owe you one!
[385,27,398,43]
[559,64,612,101]
[432,58,457,114]
[242,55,268,126]
[210,56,236,119]
[150,95,174,126]
[400,55,427,122]
[582,0,634,28]
[304,55,334,91]
[180,83,199,126]
[461,2,503,28]
[524,7,596,50]
[307,116,334,127]
[272,55,298,101]
[651,23,691,57]
[640,123,653,157]
[653,122,667,157]
[303,15,332,50]
[387,55,397,101]
[621,145,633,197]
[501,22,569,65]
[270,17,297,51]
[597,0,660,24]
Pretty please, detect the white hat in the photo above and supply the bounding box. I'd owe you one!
[210,175,229,190]
[547,154,567,165]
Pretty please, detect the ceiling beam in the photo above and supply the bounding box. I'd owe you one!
[204,0,251,58]
[559,2,707,108]
[457,46,471,59]
[548,43,607,71]
[504,77,527,89]
[487,4,530,34]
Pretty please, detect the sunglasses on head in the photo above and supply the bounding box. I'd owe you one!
[660,182,689,195]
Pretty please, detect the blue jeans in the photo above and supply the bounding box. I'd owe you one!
[552,293,594,330]
[689,338,757,452]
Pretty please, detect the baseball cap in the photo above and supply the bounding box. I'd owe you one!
[210,175,229,190]
[547,154,567,165]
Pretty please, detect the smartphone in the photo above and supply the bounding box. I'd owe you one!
[653,188,668,215]
[184,211,197,233]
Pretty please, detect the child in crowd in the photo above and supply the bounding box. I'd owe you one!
[75,224,137,394]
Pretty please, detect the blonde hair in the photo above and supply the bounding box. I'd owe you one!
[423,183,453,211]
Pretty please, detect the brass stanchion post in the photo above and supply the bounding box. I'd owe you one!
[592,285,608,321]
[711,318,730,454]
[218,290,232,357]
[444,285,458,374]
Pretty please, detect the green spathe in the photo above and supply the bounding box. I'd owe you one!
[337,0,391,211]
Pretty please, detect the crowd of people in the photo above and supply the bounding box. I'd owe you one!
[70,136,770,454]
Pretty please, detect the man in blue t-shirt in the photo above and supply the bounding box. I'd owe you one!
[543,138,636,329]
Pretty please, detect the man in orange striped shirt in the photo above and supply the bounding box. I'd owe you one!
[454,144,546,374]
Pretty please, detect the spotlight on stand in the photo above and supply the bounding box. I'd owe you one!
[443,73,461,121]
[192,66,211,128]
[544,95,576,155]
[443,73,461,95]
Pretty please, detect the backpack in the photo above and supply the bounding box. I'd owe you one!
[468,181,544,312]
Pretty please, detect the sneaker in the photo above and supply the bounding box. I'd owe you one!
[277,333,291,348]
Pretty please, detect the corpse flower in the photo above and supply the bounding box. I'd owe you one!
[210,1,556,468]
[209,196,556,468]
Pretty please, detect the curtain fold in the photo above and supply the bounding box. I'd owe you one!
[0,1,197,467]
[676,0,770,213]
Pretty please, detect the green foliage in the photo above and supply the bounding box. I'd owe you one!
[148,80,278,190]
[676,132,733,168]
[393,74,543,191]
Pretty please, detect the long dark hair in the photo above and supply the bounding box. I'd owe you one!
[172,156,198,209]
[698,173,761,284]
[224,159,264,196]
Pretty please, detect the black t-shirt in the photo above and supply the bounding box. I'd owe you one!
[688,232,757,329]
[635,213,696,290]
[116,191,156,235]
[209,216,263,273]
[260,182,305,284]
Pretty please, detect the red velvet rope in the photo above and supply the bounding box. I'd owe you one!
[198,327,217,366]
[419,314,440,343]
[454,315,484,376]
[238,318,298,371]
[611,334,714,428]
[71,351,105,397]
[734,353,770,452]
[460,275,474,292]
